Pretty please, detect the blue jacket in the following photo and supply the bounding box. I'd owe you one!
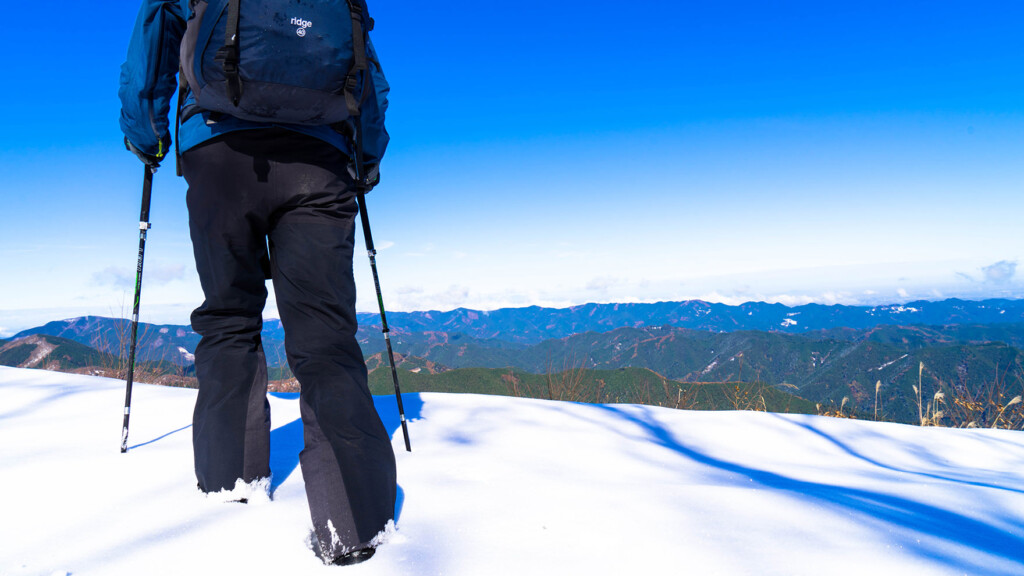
[118,0,390,169]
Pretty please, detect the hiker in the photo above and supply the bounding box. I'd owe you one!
[118,0,396,565]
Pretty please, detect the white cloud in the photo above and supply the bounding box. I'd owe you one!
[92,266,134,290]
[356,259,1024,314]
[818,291,852,306]
[148,264,188,284]
[695,291,748,306]
[585,276,626,293]
[700,291,858,308]
[91,264,187,289]
[379,285,472,312]
[982,260,1017,283]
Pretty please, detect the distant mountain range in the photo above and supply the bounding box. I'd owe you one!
[6,298,1024,424]
[352,298,1024,344]
[16,297,1024,350]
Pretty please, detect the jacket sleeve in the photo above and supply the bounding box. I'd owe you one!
[118,0,186,158]
[358,37,390,171]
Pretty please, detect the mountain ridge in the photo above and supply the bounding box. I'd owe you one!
[7,317,1024,424]
[14,298,1024,371]
[353,297,1024,343]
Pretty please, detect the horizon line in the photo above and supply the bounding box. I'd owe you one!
[5,294,1024,337]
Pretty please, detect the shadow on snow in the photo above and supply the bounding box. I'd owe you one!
[129,423,192,450]
[268,391,424,522]
[587,403,1024,576]
[770,413,1024,496]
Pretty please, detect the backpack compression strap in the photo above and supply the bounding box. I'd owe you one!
[214,0,243,106]
[175,67,187,176]
[344,1,369,120]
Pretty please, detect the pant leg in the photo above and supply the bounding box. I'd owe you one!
[182,138,272,493]
[262,142,396,556]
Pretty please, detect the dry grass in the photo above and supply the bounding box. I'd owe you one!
[817,396,855,419]
[916,361,1023,430]
[943,365,1024,430]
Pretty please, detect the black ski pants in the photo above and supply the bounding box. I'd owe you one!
[182,128,396,555]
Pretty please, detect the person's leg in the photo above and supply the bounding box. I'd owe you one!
[261,134,396,559]
[182,138,272,493]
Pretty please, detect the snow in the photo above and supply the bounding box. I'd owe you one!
[874,305,921,314]
[2,365,1024,575]
[176,346,195,363]
[871,353,909,372]
[24,338,56,369]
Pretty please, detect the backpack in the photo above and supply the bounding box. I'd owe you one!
[180,0,375,127]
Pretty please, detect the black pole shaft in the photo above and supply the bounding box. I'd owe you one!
[121,165,154,453]
[356,192,411,452]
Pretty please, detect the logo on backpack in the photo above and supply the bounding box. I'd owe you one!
[290,17,312,37]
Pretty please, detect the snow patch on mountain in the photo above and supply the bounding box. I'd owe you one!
[702,360,718,375]
[872,354,909,372]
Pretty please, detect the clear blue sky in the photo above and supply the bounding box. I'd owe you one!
[2,1,1023,335]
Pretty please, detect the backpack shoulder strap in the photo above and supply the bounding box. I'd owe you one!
[343,0,370,120]
[342,0,376,187]
[175,66,187,176]
[213,0,242,106]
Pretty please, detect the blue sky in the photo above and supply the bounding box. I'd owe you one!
[2,0,1023,335]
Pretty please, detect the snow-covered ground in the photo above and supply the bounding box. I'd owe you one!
[2,366,1024,576]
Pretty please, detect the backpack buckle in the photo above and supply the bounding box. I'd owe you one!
[214,45,242,105]
[214,45,239,72]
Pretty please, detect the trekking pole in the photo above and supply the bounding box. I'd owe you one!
[356,192,412,452]
[121,164,154,453]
